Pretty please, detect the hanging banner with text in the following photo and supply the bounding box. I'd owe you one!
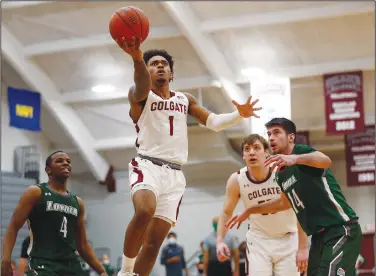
[7,86,41,132]
[250,77,291,139]
[295,131,310,146]
[323,71,365,135]
[345,125,375,187]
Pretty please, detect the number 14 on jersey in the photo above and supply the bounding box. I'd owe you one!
[287,189,305,213]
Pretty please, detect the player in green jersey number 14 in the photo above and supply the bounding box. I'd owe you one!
[226,118,362,276]
[1,151,108,276]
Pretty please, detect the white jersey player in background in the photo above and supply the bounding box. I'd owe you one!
[115,37,262,276]
[216,134,309,276]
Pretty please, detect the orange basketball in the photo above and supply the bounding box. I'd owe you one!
[109,6,150,43]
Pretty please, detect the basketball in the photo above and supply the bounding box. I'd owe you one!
[109,6,150,43]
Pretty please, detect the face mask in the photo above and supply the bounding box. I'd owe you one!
[213,222,218,232]
[103,259,110,265]
[168,237,177,244]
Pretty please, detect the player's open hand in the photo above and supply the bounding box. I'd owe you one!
[264,154,298,170]
[296,247,309,273]
[116,36,142,59]
[225,211,249,229]
[216,241,231,262]
[232,96,262,118]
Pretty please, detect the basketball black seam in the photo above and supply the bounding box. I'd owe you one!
[131,7,143,40]
[115,11,137,37]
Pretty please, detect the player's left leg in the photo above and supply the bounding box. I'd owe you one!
[133,167,185,276]
[317,222,362,276]
[273,232,300,276]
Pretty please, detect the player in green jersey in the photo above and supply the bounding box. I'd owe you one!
[226,118,362,276]
[1,151,108,276]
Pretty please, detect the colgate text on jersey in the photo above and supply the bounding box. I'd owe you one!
[248,187,281,200]
[150,101,187,114]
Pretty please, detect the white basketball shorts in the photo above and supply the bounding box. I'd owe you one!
[246,231,299,276]
[128,156,186,225]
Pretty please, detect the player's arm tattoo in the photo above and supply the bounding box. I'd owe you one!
[185,92,212,125]
[129,58,152,103]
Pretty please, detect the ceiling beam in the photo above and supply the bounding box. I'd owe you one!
[201,2,373,32]
[237,57,375,84]
[23,25,181,56]
[60,57,374,104]
[60,76,215,104]
[162,1,251,135]
[2,26,110,181]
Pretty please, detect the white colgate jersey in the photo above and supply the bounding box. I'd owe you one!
[134,90,189,165]
[237,166,297,238]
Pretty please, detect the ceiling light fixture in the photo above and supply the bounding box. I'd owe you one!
[91,84,116,93]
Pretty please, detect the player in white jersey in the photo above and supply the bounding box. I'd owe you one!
[216,134,309,276]
[115,37,262,276]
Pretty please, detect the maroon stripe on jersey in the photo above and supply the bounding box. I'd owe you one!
[245,244,250,275]
[135,123,140,133]
[135,138,140,148]
[246,168,272,184]
[237,170,240,174]
[175,196,183,220]
[170,91,175,97]
[130,159,143,188]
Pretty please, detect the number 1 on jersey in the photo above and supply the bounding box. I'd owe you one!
[169,116,174,136]
[60,216,68,238]
[287,189,305,214]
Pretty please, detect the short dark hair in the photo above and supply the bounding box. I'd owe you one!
[265,117,296,135]
[45,151,64,167]
[143,49,174,73]
[241,134,271,153]
[167,232,177,238]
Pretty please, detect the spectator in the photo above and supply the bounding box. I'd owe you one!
[238,241,247,276]
[160,232,189,276]
[195,241,204,275]
[19,235,30,275]
[101,254,115,276]
[203,216,239,276]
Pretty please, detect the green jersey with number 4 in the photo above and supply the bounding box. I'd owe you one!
[27,183,81,260]
[275,144,358,236]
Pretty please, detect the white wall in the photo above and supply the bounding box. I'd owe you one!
[1,82,50,183]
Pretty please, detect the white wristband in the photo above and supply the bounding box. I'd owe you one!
[205,111,243,132]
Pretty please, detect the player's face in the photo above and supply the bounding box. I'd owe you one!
[147,55,173,85]
[45,152,72,179]
[242,140,268,167]
[267,126,293,154]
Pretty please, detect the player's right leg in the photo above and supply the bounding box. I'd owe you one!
[118,157,161,275]
[246,234,273,275]
[310,222,362,276]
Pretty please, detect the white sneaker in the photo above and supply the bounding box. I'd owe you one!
[117,272,139,276]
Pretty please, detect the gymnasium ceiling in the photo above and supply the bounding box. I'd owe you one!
[1,1,375,183]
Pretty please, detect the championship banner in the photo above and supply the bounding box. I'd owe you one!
[7,86,41,132]
[345,125,375,187]
[356,232,375,275]
[295,131,310,145]
[250,77,291,138]
[323,71,365,135]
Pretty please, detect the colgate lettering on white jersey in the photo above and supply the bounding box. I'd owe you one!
[133,91,189,165]
[150,101,187,114]
[237,166,297,238]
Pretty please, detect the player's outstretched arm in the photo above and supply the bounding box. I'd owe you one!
[1,186,42,276]
[226,192,291,229]
[116,37,151,103]
[75,198,107,276]
[295,151,332,169]
[185,93,261,132]
[216,173,240,262]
